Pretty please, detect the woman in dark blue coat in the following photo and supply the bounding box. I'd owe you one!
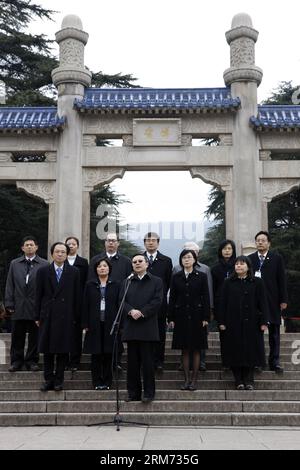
[218,256,269,390]
[168,250,210,391]
[82,258,120,390]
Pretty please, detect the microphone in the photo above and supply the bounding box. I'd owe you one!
[127,273,135,280]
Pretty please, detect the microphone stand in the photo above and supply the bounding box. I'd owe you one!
[89,275,146,431]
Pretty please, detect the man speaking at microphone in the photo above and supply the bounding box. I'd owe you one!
[121,254,163,403]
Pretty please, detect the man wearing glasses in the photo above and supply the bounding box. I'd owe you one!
[121,254,163,403]
[88,233,132,283]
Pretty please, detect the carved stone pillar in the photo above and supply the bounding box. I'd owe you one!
[52,15,92,251]
[223,13,263,254]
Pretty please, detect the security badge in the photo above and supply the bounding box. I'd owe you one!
[255,271,262,278]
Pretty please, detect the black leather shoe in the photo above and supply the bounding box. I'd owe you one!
[245,384,254,390]
[199,364,207,372]
[54,384,63,391]
[26,363,40,372]
[156,365,164,373]
[274,365,284,374]
[9,364,23,372]
[254,366,263,374]
[124,396,140,402]
[142,396,154,403]
[40,382,54,392]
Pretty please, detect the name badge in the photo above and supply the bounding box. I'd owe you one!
[100,299,105,311]
[255,271,261,278]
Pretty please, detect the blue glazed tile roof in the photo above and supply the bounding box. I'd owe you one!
[0,107,65,131]
[74,87,241,112]
[250,105,300,130]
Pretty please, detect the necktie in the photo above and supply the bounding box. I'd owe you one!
[25,259,32,285]
[259,255,264,269]
[149,255,154,266]
[56,267,62,283]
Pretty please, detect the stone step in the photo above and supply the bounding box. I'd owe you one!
[0,400,244,413]
[1,361,299,372]
[2,399,300,414]
[1,379,300,390]
[1,370,300,381]
[2,389,300,402]
[2,411,300,427]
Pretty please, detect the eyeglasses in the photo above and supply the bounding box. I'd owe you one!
[132,259,145,264]
[106,239,118,243]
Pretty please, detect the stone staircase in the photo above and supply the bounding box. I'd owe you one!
[0,332,300,426]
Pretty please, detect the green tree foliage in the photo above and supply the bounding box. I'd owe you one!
[200,187,225,266]
[262,81,299,105]
[0,0,58,105]
[90,186,139,258]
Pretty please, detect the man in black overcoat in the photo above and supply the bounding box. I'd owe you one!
[143,232,173,371]
[5,236,48,372]
[65,236,89,371]
[35,242,80,391]
[121,254,163,403]
[249,231,288,373]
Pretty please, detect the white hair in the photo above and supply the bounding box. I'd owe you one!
[184,241,200,252]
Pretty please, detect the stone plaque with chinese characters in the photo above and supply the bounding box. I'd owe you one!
[133,119,181,146]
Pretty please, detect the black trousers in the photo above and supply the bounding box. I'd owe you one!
[127,341,155,399]
[43,353,68,386]
[268,323,281,367]
[231,366,254,386]
[91,354,112,387]
[69,323,83,368]
[154,315,167,366]
[10,320,39,366]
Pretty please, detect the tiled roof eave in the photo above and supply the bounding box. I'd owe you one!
[75,104,240,114]
[0,123,65,134]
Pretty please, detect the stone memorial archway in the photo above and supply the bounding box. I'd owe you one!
[0,12,299,258]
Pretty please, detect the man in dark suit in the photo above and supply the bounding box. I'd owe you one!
[143,232,172,371]
[88,232,132,282]
[121,254,163,403]
[249,231,288,374]
[35,242,80,391]
[65,236,89,371]
[5,236,48,372]
[88,232,132,370]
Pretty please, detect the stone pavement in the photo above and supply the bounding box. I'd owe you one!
[1,426,300,450]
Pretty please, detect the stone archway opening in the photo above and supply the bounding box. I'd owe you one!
[90,170,214,264]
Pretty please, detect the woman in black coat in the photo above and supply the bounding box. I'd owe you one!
[168,249,210,391]
[82,258,120,390]
[211,239,236,366]
[218,256,269,390]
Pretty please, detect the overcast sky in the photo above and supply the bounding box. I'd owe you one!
[33,0,299,225]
